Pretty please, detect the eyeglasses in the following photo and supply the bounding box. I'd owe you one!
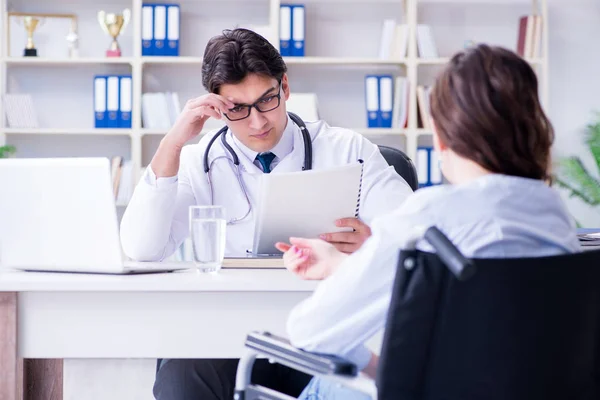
[223,85,282,121]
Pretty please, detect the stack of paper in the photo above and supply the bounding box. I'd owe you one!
[417,25,438,58]
[578,232,600,247]
[3,94,39,128]
[379,19,409,60]
[142,92,181,129]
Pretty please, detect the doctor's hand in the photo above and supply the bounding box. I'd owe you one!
[319,218,372,254]
[164,94,235,149]
[275,238,348,280]
[152,94,235,178]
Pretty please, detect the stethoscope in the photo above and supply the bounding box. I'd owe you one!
[203,112,313,225]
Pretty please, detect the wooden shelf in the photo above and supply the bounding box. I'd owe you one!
[417,57,543,66]
[526,58,544,65]
[415,129,434,135]
[356,128,406,135]
[3,128,133,135]
[141,128,405,136]
[142,56,407,66]
[4,57,134,66]
[142,56,203,65]
[416,57,450,65]
[420,0,535,3]
[1,128,407,137]
[285,57,407,66]
[141,129,169,136]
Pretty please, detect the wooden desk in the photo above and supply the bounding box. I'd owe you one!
[0,267,316,400]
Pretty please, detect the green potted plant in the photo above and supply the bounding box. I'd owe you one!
[0,145,16,159]
[554,112,600,224]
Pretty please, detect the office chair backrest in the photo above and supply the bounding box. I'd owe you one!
[377,248,600,400]
[378,145,419,191]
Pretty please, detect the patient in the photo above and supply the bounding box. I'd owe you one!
[275,44,581,399]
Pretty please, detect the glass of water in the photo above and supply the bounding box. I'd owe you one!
[189,205,226,273]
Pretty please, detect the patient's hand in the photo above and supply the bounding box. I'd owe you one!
[319,218,372,254]
[275,238,348,280]
[363,353,379,379]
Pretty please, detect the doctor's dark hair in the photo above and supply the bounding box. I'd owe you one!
[202,28,287,94]
[430,44,554,181]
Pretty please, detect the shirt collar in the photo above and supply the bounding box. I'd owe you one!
[229,114,295,163]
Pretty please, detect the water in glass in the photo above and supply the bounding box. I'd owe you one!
[189,206,226,273]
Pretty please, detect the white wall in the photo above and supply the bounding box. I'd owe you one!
[548,0,600,227]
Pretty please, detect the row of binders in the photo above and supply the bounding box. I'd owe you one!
[517,14,543,59]
[279,4,305,57]
[94,75,132,128]
[142,3,180,56]
[417,85,433,130]
[379,20,408,60]
[365,75,409,129]
[379,20,438,59]
[365,79,433,131]
[416,146,442,188]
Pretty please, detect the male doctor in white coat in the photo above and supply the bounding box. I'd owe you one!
[120,28,413,400]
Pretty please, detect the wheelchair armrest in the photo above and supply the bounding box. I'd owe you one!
[245,331,358,377]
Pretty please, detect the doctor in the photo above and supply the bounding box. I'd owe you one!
[120,28,412,400]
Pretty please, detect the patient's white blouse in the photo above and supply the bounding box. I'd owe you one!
[287,174,581,370]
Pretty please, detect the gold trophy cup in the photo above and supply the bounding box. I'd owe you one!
[98,9,131,57]
[19,16,45,57]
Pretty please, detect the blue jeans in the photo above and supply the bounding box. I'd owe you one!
[297,376,371,400]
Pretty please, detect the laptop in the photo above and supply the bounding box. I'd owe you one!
[0,157,190,274]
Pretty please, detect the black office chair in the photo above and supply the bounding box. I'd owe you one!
[235,229,600,400]
[378,145,419,191]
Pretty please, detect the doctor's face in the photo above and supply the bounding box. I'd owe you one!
[219,73,291,153]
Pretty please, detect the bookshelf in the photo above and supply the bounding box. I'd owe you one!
[0,0,549,204]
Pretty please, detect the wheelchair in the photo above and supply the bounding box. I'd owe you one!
[234,227,600,400]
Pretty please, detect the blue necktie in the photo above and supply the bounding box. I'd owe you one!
[256,152,277,173]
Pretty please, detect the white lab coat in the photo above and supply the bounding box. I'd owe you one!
[120,117,413,260]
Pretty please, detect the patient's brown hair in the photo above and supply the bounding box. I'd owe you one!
[430,44,553,181]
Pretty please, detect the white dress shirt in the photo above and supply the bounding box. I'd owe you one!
[286,174,582,371]
[120,115,413,260]
[232,122,294,171]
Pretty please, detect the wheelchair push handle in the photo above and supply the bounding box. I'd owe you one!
[424,226,476,281]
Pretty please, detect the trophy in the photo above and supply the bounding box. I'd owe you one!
[18,16,45,57]
[65,24,79,58]
[98,9,131,57]
[65,30,79,58]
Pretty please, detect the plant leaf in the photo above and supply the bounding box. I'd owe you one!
[0,145,16,159]
[585,113,600,175]
[556,157,600,206]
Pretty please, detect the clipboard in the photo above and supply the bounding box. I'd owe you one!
[251,161,364,255]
